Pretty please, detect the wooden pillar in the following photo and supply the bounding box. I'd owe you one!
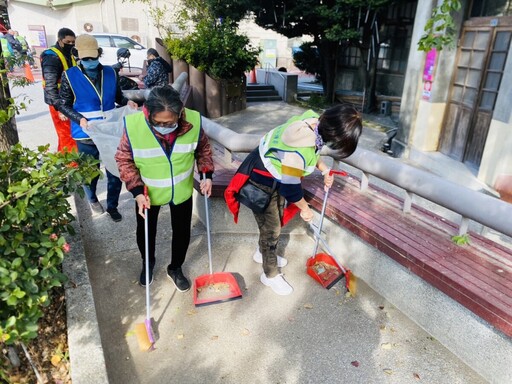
[205,75,221,118]
[189,66,206,116]
[172,59,189,84]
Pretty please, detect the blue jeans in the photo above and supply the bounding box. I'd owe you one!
[77,140,122,211]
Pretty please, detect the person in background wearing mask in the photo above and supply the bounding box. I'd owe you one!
[13,31,35,67]
[58,34,137,222]
[115,85,214,291]
[140,48,172,89]
[5,29,22,59]
[40,27,78,153]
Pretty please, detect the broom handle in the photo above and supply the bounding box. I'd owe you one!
[313,187,330,256]
[144,186,150,321]
[203,173,213,275]
[313,170,346,256]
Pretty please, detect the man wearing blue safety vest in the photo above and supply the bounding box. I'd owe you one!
[58,34,137,222]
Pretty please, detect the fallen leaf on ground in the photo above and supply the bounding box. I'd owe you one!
[125,330,136,337]
[211,335,219,340]
[345,291,352,298]
[51,355,62,367]
[413,372,421,380]
[351,361,360,367]
[177,333,184,339]
[383,368,393,375]
[241,328,250,335]
[381,343,392,350]
[187,310,197,316]
[303,303,314,309]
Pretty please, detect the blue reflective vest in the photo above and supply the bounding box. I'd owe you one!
[63,66,117,140]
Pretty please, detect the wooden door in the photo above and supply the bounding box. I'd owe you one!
[440,24,512,169]
[464,30,511,168]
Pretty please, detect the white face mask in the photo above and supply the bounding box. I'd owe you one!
[153,124,178,135]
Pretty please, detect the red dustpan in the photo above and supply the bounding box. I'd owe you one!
[306,170,348,290]
[193,175,242,306]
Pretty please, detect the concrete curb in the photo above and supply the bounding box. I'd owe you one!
[62,195,109,384]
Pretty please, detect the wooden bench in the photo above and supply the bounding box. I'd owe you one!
[195,149,512,338]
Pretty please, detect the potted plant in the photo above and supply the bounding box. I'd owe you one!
[165,18,261,117]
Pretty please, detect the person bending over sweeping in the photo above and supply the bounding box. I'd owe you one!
[115,85,214,291]
[225,104,362,295]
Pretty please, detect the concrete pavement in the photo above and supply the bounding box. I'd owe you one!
[12,81,490,383]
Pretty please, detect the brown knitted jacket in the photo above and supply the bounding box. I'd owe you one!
[115,109,214,200]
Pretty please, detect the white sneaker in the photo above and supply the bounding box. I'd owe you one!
[253,249,288,267]
[260,273,293,295]
[90,201,104,214]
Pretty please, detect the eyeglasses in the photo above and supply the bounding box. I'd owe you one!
[81,57,98,61]
[152,120,179,128]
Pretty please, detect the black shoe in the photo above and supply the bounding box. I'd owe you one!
[139,264,154,287]
[107,208,122,222]
[167,267,190,292]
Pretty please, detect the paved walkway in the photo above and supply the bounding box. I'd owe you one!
[12,82,490,383]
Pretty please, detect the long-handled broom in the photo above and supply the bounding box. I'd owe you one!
[193,173,242,306]
[134,186,156,351]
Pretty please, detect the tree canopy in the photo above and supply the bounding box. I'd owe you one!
[203,0,397,107]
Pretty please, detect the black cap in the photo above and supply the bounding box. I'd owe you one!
[147,48,159,57]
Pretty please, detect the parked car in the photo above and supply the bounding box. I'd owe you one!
[92,33,147,71]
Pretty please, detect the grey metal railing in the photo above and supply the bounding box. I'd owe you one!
[201,117,512,238]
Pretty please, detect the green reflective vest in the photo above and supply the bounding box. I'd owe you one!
[0,38,11,57]
[15,36,28,51]
[125,109,201,205]
[259,109,320,180]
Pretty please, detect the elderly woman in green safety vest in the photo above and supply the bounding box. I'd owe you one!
[115,85,214,291]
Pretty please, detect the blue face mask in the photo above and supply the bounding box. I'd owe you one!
[81,59,100,70]
[153,124,178,135]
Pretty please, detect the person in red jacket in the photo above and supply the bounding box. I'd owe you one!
[225,104,362,295]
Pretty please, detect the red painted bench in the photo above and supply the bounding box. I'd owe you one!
[195,150,512,337]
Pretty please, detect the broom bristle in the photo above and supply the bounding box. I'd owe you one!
[134,322,154,351]
[346,270,357,296]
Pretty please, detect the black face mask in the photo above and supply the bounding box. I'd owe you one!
[61,43,74,56]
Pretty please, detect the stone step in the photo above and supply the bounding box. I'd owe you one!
[247,95,283,102]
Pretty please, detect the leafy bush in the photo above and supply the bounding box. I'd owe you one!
[0,145,99,346]
[165,18,261,80]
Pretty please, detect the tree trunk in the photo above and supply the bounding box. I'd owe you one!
[318,40,337,104]
[0,18,20,151]
[0,118,19,151]
[360,13,380,113]
[0,75,19,151]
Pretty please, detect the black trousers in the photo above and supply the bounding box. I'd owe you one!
[136,196,193,270]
